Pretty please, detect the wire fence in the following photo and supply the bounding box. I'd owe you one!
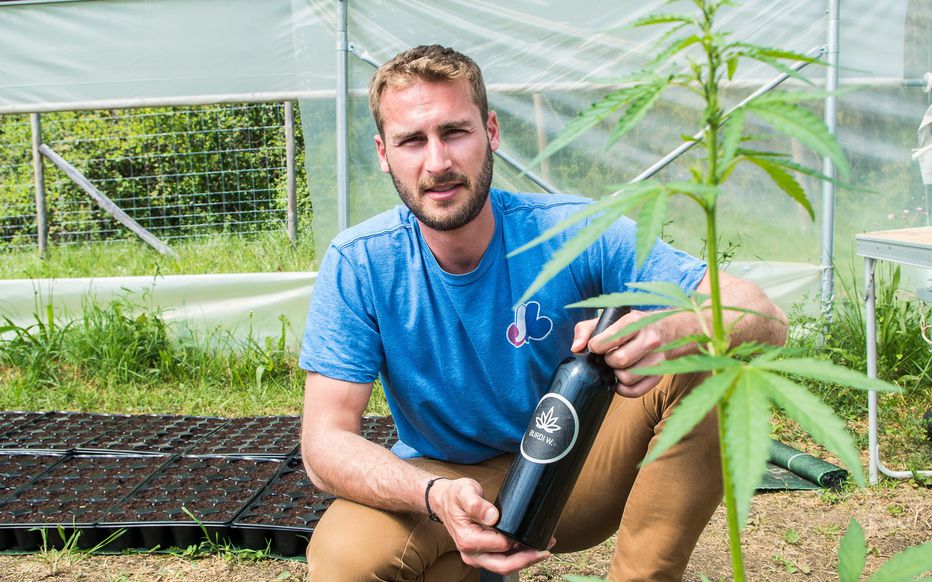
[0,102,301,249]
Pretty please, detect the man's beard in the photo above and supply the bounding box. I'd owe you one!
[390,144,494,232]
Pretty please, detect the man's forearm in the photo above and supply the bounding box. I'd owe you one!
[714,273,788,349]
[302,429,436,516]
[664,271,787,359]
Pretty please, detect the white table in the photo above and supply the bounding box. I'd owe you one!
[855,226,932,484]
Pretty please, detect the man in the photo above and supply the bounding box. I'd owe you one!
[300,44,786,581]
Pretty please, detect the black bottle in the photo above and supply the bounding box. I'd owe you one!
[493,306,628,550]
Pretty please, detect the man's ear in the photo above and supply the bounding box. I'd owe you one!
[486,111,501,152]
[374,133,391,173]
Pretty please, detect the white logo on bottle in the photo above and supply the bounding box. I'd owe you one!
[520,393,580,464]
[535,407,562,434]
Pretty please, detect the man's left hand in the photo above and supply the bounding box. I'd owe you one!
[571,310,667,398]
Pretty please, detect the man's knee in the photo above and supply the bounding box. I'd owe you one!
[306,497,473,582]
[306,499,422,581]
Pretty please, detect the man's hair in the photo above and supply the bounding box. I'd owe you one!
[369,45,488,136]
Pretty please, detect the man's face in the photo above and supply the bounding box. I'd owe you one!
[374,79,500,231]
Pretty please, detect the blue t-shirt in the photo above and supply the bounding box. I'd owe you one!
[299,189,706,464]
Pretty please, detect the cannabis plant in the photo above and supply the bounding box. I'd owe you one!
[511,0,925,579]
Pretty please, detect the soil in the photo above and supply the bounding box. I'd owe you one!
[0,415,928,580]
[79,415,229,455]
[0,481,927,581]
[0,413,131,453]
[0,413,47,439]
[0,454,61,500]
[361,416,398,449]
[186,416,302,457]
[0,455,165,525]
[102,457,282,524]
[235,457,334,529]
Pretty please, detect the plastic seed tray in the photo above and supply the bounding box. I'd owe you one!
[233,456,335,556]
[186,416,301,458]
[0,453,65,550]
[77,414,229,455]
[0,412,131,453]
[0,412,398,554]
[0,411,49,439]
[100,456,283,549]
[362,415,398,449]
[0,454,168,551]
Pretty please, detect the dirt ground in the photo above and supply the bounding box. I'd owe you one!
[0,481,927,582]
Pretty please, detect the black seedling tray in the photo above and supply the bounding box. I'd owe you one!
[0,412,131,453]
[0,453,65,550]
[186,415,301,458]
[0,413,398,554]
[232,456,335,556]
[0,411,49,439]
[0,454,169,551]
[100,456,283,549]
[362,415,397,450]
[77,414,229,455]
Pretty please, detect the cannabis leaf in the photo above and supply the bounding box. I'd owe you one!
[535,406,561,434]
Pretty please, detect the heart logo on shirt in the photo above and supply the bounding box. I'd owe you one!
[507,301,553,348]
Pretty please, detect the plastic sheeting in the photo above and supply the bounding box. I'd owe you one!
[1,0,931,318]
[300,0,931,268]
[0,0,331,111]
[0,262,822,347]
[0,272,315,347]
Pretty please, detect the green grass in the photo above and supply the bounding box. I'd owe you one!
[0,296,390,417]
[0,230,317,280]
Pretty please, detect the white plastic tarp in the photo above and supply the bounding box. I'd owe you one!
[0,0,332,111]
[0,262,821,347]
[301,0,929,265]
[0,272,315,347]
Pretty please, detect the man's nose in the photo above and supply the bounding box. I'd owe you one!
[424,138,452,174]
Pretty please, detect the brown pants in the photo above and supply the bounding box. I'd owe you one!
[306,373,723,582]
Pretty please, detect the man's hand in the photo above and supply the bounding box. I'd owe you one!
[569,271,787,399]
[571,310,668,398]
[429,477,553,574]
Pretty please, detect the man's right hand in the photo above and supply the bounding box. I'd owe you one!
[429,477,553,574]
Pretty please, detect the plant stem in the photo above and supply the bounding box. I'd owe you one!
[699,2,744,579]
[704,207,727,354]
[717,401,746,582]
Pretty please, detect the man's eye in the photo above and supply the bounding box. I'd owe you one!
[399,137,424,147]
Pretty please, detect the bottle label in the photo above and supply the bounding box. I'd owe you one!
[519,393,580,464]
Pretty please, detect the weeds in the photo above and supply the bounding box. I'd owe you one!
[32,525,126,576]
[784,263,932,472]
[1,295,300,416]
[0,294,387,417]
[171,507,272,564]
[0,304,72,388]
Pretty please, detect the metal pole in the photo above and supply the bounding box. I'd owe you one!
[336,0,350,232]
[493,149,561,194]
[532,94,551,183]
[30,113,48,258]
[285,101,298,244]
[820,0,840,323]
[865,258,879,484]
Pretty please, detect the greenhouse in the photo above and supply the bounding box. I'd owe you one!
[0,1,930,580]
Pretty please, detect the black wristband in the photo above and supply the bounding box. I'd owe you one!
[424,476,448,523]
